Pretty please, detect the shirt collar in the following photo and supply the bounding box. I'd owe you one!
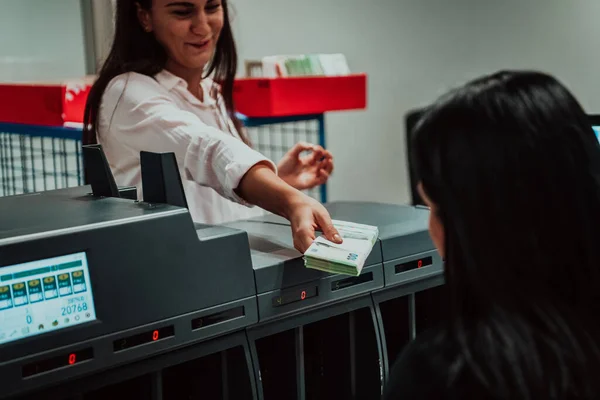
[154,69,187,92]
[154,69,217,107]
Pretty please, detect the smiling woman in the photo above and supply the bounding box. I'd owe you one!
[135,0,240,136]
[81,0,342,253]
[84,0,242,144]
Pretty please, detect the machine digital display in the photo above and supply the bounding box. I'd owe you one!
[272,286,318,307]
[22,347,94,378]
[593,126,600,143]
[0,252,97,346]
[113,325,175,352]
[191,306,245,331]
[395,256,433,274]
[331,272,374,291]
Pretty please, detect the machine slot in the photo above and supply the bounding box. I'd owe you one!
[82,374,154,400]
[351,308,383,399]
[379,295,411,372]
[303,308,381,400]
[161,346,253,400]
[255,329,298,400]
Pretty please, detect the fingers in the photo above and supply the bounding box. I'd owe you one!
[289,199,342,253]
[311,145,332,160]
[321,148,333,161]
[318,169,330,179]
[321,158,334,174]
[306,147,325,165]
[292,212,341,253]
[290,142,315,158]
[293,229,316,253]
[315,168,330,186]
[292,220,316,253]
[315,159,333,184]
[314,208,343,244]
[306,146,333,167]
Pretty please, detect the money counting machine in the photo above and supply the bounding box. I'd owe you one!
[225,202,443,399]
[0,185,261,399]
[0,150,445,400]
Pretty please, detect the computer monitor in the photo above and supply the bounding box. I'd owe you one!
[405,108,427,206]
[589,115,600,143]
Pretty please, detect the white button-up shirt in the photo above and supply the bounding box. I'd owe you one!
[97,70,273,224]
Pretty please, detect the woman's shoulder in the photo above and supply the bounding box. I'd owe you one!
[99,72,173,132]
[383,328,463,400]
[396,328,459,372]
[103,72,167,104]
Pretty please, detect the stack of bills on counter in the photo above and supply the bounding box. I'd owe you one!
[304,220,379,276]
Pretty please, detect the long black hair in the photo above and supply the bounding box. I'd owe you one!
[82,0,247,146]
[411,71,600,398]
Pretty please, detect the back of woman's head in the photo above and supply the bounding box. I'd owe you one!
[83,0,242,146]
[412,70,600,398]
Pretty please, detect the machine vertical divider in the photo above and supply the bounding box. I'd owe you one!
[369,298,389,393]
[247,334,265,400]
[349,310,357,398]
[409,293,417,340]
[295,326,306,400]
[243,333,260,400]
[372,299,391,386]
[220,351,229,400]
[150,371,163,400]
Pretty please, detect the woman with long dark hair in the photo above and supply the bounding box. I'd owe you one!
[83,0,340,252]
[383,71,600,399]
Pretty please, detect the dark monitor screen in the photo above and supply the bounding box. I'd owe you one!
[589,115,600,143]
[405,108,426,206]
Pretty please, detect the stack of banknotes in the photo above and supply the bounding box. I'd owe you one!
[304,220,379,276]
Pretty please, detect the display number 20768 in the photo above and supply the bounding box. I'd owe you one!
[61,303,88,316]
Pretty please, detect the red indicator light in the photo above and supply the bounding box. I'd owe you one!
[418,260,423,268]
[68,353,77,365]
[152,330,159,341]
[301,290,307,300]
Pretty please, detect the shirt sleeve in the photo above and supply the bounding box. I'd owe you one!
[100,73,276,205]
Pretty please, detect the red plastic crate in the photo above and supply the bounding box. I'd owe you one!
[0,74,367,126]
[0,79,92,126]
[233,74,367,117]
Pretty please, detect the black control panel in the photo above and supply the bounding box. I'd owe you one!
[394,256,433,274]
[191,306,245,330]
[113,325,175,352]
[331,272,374,291]
[22,347,94,378]
[272,286,319,308]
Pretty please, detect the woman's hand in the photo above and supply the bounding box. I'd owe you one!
[237,163,342,253]
[278,142,334,190]
[285,192,343,253]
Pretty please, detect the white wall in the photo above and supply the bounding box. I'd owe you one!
[0,0,87,82]
[232,0,600,204]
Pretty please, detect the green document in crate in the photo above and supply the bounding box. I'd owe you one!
[304,220,379,276]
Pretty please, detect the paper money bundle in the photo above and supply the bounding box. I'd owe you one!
[304,220,379,276]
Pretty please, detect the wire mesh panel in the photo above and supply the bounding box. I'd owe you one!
[0,115,327,202]
[243,114,326,203]
[0,124,83,197]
